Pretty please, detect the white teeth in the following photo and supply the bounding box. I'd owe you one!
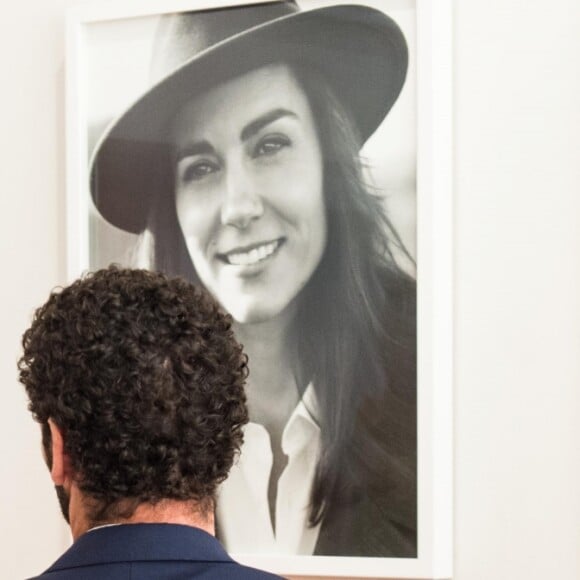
[226,241,279,266]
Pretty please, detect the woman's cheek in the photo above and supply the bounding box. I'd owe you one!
[259,150,303,200]
[177,185,218,239]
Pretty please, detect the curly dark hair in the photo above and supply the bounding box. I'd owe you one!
[18,265,249,523]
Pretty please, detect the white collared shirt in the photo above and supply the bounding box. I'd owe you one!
[216,384,321,555]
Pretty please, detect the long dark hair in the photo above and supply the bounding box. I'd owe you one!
[148,62,416,532]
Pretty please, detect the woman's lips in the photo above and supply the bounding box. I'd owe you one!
[217,238,285,267]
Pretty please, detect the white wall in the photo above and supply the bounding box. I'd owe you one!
[0,1,71,577]
[1,1,579,579]
[453,1,580,578]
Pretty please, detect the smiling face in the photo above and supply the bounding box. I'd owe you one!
[171,64,327,324]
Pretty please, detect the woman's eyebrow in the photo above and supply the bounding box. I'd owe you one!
[240,108,297,142]
[175,140,215,163]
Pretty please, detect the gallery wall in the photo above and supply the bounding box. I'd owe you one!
[0,1,579,579]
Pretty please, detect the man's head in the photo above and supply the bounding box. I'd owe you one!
[18,266,248,531]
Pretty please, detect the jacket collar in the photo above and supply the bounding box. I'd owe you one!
[45,523,232,572]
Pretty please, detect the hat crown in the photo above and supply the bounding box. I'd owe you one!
[150,1,299,84]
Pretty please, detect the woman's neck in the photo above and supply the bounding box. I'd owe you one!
[233,309,300,434]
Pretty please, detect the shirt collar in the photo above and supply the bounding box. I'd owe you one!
[280,383,320,456]
[216,383,322,554]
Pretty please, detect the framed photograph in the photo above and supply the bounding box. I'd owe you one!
[66,0,453,578]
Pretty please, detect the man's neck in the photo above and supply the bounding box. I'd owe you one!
[69,486,214,540]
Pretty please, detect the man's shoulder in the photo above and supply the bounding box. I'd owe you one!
[28,524,284,580]
[29,560,284,580]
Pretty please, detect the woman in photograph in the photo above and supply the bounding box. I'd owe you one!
[90,1,416,557]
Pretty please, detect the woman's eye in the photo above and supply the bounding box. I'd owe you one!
[181,160,218,183]
[254,135,291,158]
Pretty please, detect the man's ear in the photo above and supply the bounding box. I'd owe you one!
[47,419,72,487]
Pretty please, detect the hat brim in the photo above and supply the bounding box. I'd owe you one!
[90,5,408,234]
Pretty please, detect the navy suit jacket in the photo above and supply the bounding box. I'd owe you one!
[29,523,283,579]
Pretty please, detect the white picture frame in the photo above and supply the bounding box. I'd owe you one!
[66,0,453,577]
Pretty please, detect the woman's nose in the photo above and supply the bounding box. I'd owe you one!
[220,165,264,229]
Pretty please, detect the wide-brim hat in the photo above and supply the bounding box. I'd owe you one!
[90,1,408,234]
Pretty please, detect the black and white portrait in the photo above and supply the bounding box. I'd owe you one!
[79,0,419,568]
